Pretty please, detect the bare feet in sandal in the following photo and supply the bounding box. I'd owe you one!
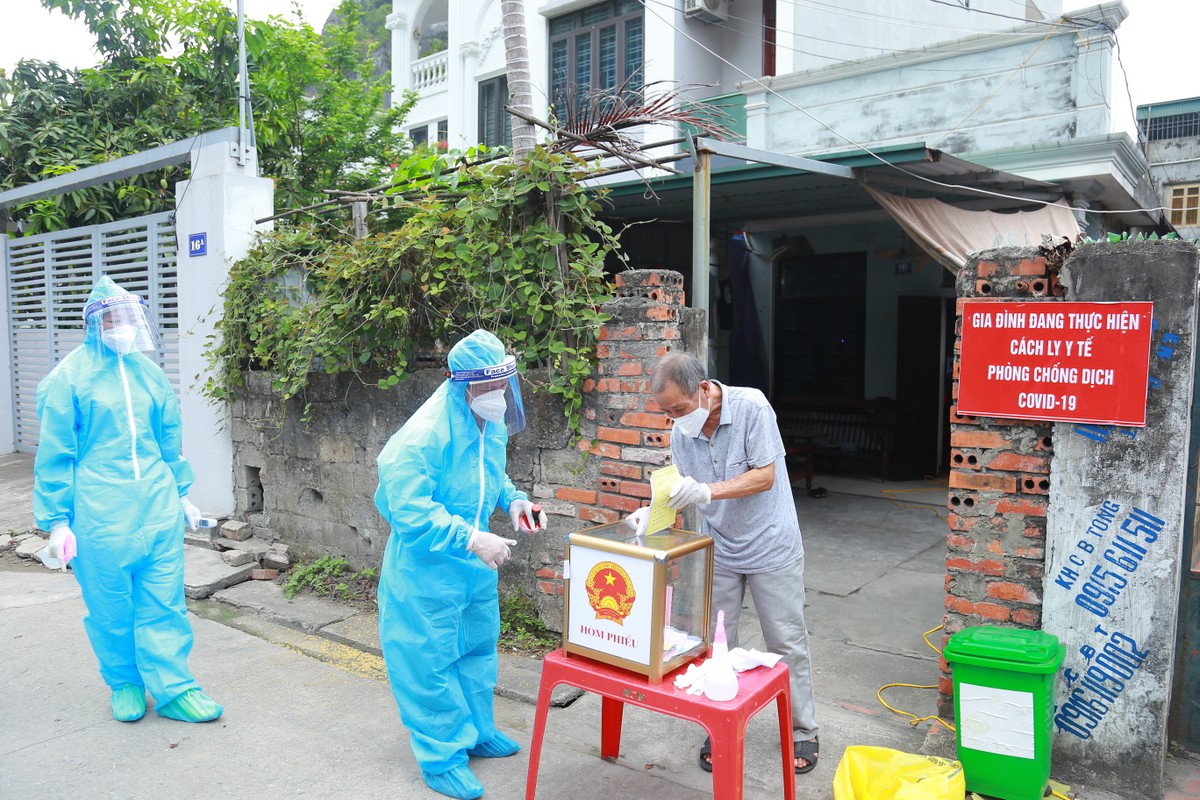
[701,736,818,773]
[795,736,819,774]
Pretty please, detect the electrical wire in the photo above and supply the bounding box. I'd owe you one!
[642,0,1064,72]
[880,478,949,521]
[876,624,956,733]
[642,1,1171,217]
[878,623,1079,799]
[926,0,1085,30]
[779,0,1086,36]
[1104,22,1146,150]
[929,31,1054,148]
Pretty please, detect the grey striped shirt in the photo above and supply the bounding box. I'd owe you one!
[670,383,804,573]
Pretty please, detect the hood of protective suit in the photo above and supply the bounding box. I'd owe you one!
[83,276,133,345]
[447,330,507,376]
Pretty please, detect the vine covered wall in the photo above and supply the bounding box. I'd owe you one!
[227,269,704,631]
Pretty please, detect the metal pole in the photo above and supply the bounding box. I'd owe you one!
[236,0,249,166]
[691,141,712,369]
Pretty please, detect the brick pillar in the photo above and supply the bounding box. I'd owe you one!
[940,248,1061,716]
[529,269,704,621]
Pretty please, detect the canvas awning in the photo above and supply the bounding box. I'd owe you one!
[861,184,1080,271]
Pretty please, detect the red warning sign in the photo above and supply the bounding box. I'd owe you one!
[958,301,1153,425]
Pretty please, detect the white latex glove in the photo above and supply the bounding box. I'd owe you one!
[509,499,547,532]
[673,660,711,696]
[467,529,518,569]
[668,477,712,510]
[181,497,202,531]
[48,524,77,568]
[622,507,650,538]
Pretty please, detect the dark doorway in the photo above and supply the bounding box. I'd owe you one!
[892,295,952,479]
[773,251,866,399]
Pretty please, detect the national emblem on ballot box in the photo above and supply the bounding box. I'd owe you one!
[563,522,714,683]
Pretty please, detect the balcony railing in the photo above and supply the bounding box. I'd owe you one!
[411,50,448,92]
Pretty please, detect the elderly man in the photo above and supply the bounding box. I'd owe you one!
[627,352,819,774]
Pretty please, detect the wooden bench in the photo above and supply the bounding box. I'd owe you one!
[775,397,896,484]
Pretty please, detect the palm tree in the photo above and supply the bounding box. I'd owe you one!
[500,0,536,157]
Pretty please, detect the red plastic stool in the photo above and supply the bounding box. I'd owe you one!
[524,648,796,800]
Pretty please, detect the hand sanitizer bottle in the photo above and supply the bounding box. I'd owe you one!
[703,609,739,702]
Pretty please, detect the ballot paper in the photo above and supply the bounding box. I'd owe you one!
[662,625,703,663]
[646,464,681,535]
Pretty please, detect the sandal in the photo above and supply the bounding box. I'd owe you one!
[794,736,819,774]
[699,737,713,772]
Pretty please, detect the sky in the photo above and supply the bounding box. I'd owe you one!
[0,0,1195,136]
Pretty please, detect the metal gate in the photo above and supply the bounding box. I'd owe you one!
[6,211,180,452]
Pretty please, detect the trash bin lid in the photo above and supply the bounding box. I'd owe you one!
[943,626,1065,673]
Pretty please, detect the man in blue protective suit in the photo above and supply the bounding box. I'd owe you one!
[375,329,547,800]
[33,275,223,724]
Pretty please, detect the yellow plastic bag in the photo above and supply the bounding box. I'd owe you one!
[833,745,965,800]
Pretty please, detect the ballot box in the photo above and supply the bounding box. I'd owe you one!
[563,522,714,683]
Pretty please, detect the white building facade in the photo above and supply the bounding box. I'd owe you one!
[388,0,1074,154]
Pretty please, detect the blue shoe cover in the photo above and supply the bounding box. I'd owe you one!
[156,689,223,722]
[421,765,484,800]
[111,684,146,722]
[467,730,522,758]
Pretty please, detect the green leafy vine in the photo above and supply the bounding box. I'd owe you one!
[204,145,620,438]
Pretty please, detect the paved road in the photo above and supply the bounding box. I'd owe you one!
[4,452,1198,798]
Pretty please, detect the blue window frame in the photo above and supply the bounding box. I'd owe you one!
[548,0,643,122]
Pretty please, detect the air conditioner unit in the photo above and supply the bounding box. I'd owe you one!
[683,0,730,24]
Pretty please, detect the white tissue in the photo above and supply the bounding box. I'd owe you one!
[728,647,783,672]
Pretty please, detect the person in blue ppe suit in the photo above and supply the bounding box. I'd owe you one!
[375,329,547,800]
[33,275,223,724]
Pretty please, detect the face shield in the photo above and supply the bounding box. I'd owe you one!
[450,354,527,436]
[85,294,161,357]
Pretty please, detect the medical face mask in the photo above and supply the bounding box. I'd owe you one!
[672,389,709,438]
[470,389,508,423]
[102,324,139,355]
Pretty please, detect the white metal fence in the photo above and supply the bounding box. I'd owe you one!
[6,211,180,452]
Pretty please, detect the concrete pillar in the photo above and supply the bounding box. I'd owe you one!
[743,97,769,151]
[1043,240,1199,800]
[173,139,273,516]
[456,41,480,148]
[1071,26,1115,138]
[387,9,412,95]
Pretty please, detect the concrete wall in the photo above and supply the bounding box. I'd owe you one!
[228,269,703,630]
[780,0,1064,73]
[944,241,1200,800]
[746,16,1115,158]
[1043,240,1198,799]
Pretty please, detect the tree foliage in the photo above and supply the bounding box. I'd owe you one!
[205,145,620,436]
[0,0,413,233]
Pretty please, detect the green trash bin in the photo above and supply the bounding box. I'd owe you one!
[943,625,1065,800]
